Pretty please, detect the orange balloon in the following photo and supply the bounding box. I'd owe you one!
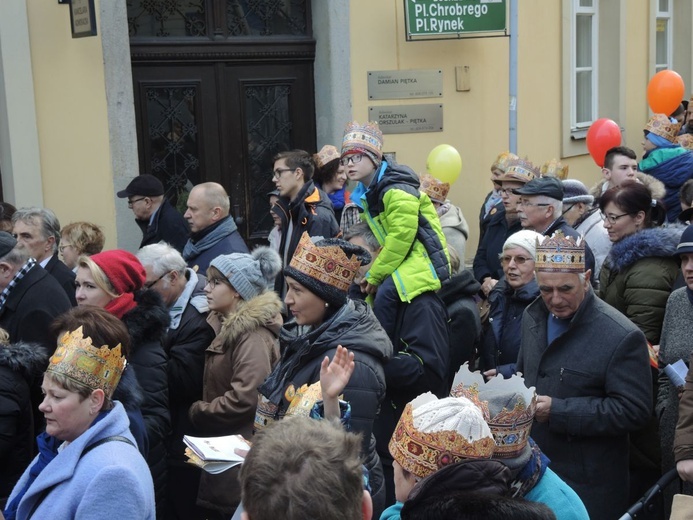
[647,70,685,115]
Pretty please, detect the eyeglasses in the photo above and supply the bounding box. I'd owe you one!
[499,255,533,266]
[272,168,297,180]
[518,200,550,208]
[499,188,517,195]
[600,211,631,224]
[205,277,227,289]
[340,154,365,166]
[144,272,168,290]
[59,243,73,253]
[127,197,147,207]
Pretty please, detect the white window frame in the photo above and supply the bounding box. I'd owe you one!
[571,0,599,131]
[655,0,673,72]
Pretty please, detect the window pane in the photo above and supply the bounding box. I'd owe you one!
[127,0,206,38]
[656,18,668,65]
[576,15,592,68]
[659,0,669,13]
[226,0,308,37]
[576,71,592,124]
[579,0,593,7]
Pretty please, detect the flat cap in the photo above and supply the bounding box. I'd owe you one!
[512,176,564,200]
[116,174,164,198]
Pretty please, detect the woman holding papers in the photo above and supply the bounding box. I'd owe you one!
[656,225,693,513]
[188,247,282,519]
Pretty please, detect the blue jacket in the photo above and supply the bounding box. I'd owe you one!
[639,146,693,222]
[525,468,589,520]
[8,402,155,520]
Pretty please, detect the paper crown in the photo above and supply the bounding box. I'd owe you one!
[491,151,520,174]
[540,159,569,180]
[535,231,585,273]
[47,327,126,399]
[341,121,383,160]
[288,232,363,294]
[497,158,539,184]
[450,364,537,459]
[419,173,450,203]
[677,133,693,151]
[388,393,495,479]
[315,145,341,169]
[645,114,681,143]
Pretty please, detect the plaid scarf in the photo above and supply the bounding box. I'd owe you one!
[0,258,36,312]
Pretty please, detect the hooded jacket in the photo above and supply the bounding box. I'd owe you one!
[258,299,393,508]
[589,171,667,203]
[351,160,450,302]
[122,289,171,517]
[0,342,47,501]
[639,146,693,222]
[273,180,340,294]
[189,290,282,515]
[599,226,682,344]
[439,203,469,260]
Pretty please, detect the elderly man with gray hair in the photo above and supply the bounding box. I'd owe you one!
[12,207,76,305]
[137,242,215,519]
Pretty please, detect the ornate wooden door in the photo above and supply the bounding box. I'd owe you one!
[128,0,315,246]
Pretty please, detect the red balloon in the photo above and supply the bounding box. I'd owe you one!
[586,119,622,168]
[647,70,685,115]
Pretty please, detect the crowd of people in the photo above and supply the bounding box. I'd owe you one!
[4,111,693,520]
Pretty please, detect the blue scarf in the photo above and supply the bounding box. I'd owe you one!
[511,438,550,498]
[182,216,238,261]
[646,132,676,149]
[327,187,346,210]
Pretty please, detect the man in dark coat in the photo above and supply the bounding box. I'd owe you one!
[516,231,652,520]
[12,207,76,305]
[272,149,340,296]
[137,242,215,520]
[117,174,190,252]
[182,182,249,273]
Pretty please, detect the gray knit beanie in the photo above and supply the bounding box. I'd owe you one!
[209,246,281,301]
[562,179,595,205]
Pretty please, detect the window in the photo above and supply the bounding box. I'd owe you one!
[655,0,673,72]
[572,0,598,129]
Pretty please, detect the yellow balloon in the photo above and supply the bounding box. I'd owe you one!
[426,144,462,184]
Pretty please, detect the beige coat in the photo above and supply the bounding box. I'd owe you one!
[188,290,283,515]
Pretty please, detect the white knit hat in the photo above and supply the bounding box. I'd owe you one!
[502,230,543,259]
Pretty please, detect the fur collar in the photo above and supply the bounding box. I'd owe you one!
[0,342,47,379]
[606,225,683,272]
[217,291,283,346]
[122,289,171,346]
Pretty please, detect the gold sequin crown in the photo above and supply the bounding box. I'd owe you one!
[419,173,450,203]
[388,394,495,479]
[677,134,693,151]
[498,158,539,184]
[645,114,681,143]
[289,232,362,293]
[535,231,585,273]
[451,363,537,459]
[491,151,519,174]
[540,159,569,180]
[315,145,341,169]
[47,327,126,399]
[342,121,383,159]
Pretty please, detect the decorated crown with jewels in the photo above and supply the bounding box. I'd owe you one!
[491,151,520,174]
[540,159,569,180]
[535,231,585,273]
[645,114,681,143]
[47,327,126,399]
[419,173,450,203]
[497,157,539,184]
[451,363,537,459]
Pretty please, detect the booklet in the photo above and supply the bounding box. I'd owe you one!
[664,359,689,389]
[183,434,250,474]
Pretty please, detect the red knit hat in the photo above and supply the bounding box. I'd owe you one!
[90,250,146,319]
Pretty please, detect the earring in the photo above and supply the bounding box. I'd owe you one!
[324,302,329,308]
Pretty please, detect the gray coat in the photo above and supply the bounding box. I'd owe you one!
[517,289,652,520]
[656,287,693,511]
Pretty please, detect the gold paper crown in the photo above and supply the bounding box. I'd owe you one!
[677,133,693,151]
[535,231,585,273]
[491,151,520,174]
[285,381,323,418]
[315,145,341,169]
[450,364,537,459]
[645,114,681,143]
[47,327,126,399]
[342,121,383,159]
[540,159,569,180]
[497,158,539,184]
[388,394,495,479]
[419,173,450,203]
[288,232,362,293]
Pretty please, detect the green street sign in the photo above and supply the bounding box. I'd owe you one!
[405,0,507,39]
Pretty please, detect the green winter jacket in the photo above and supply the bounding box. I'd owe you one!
[351,161,450,302]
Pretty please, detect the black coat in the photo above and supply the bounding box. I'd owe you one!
[0,342,47,501]
[112,363,149,458]
[122,289,171,517]
[473,207,522,283]
[437,270,482,374]
[137,199,190,253]
[43,255,76,306]
[162,273,214,463]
